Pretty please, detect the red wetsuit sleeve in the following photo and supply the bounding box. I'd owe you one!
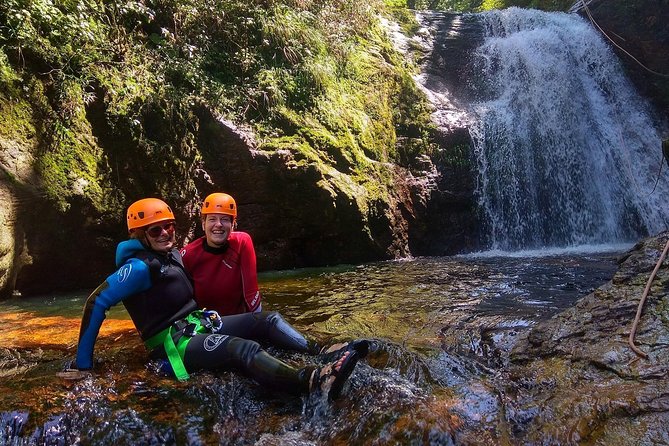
[237,232,262,312]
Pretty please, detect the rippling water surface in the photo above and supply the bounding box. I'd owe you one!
[0,251,622,445]
[264,250,621,341]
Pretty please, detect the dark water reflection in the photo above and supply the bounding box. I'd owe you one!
[0,251,621,445]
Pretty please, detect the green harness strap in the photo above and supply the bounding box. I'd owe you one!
[144,311,206,381]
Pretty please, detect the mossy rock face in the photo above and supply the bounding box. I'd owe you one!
[193,107,419,270]
[0,182,22,298]
[0,0,455,297]
[0,93,38,296]
[0,67,120,294]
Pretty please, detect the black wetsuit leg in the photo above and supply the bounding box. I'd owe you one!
[182,333,312,394]
[217,311,320,354]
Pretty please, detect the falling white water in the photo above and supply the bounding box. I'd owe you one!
[470,7,668,250]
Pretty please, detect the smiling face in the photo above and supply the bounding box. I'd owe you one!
[202,214,233,248]
[144,221,176,253]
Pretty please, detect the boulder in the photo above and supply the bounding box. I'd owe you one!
[500,231,669,443]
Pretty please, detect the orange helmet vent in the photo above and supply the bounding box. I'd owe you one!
[201,193,237,218]
[127,198,175,231]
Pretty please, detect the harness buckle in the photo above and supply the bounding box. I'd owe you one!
[184,323,198,337]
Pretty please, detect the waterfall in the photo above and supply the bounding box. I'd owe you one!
[418,7,667,251]
[468,8,668,250]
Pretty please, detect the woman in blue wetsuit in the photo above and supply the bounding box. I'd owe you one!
[69,198,366,400]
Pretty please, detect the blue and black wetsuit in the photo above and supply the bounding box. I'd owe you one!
[75,239,318,392]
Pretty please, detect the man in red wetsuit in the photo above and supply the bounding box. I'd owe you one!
[181,192,370,364]
[181,192,261,315]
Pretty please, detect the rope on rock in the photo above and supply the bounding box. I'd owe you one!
[647,142,667,197]
[628,237,669,358]
[575,3,669,197]
[579,0,669,78]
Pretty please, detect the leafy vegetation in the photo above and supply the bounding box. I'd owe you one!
[406,0,574,12]
[0,0,437,218]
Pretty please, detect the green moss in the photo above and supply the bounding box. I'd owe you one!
[36,117,105,212]
[480,0,506,10]
[404,0,572,11]
[384,0,422,34]
[0,0,437,224]
[0,52,21,96]
[91,62,158,118]
[0,94,36,143]
[260,8,433,172]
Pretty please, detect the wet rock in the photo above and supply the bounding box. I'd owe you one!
[499,231,669,443]
[574,0,669,118]
[0,136,36,299]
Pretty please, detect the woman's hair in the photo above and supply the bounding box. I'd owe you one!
[129,228,146,240]
[128,228,154,251]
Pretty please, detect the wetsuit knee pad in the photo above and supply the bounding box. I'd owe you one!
[263,311,284,326]
[250,310,279,324]
[260,311,318,353]
[225,337,263,366]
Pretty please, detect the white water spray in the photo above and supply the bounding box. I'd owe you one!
[470,8,668,250]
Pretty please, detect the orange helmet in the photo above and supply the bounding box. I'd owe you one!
[201,192,237,218]
[126,198,175,231]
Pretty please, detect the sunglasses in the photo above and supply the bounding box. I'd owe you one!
[146,222,176,238]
